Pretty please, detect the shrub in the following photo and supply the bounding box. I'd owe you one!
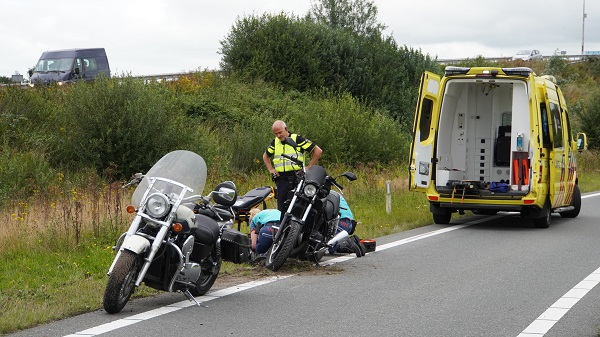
[0,150,55,203]
[49,77,194,179]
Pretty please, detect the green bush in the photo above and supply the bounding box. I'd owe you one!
[286,91,408,165]
[49,77,194,178]
[219,13,439,128]
[0,85,56,153]
[0,150,55,202]
[576,88,600,149]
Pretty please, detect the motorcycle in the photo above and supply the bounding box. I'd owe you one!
[103,150,245,314]
[265,138,357,271]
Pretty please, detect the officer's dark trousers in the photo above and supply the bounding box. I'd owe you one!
[275,172,298,213]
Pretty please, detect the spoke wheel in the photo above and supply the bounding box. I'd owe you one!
[103,251,141,314]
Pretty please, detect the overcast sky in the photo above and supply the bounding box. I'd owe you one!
[2,0,599,77]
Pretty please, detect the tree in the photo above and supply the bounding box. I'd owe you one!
[575,89,600,149]
[307,0,386,37]
[219,5,439,129]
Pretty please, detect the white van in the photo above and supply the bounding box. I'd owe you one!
[409,66,582,227]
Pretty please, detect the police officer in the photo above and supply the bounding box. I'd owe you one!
[262,120,322,212]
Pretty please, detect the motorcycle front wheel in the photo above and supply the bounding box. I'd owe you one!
[265,220,301,271]
[189,243,222,296]
[103,250,142,314]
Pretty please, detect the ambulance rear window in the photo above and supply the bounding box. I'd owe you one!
[419,98,433,141]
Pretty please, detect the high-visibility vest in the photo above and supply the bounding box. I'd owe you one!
[273,134,305,173]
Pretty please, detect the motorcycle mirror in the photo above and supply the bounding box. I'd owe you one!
[341,171,357,181]
[283,136,299,148]
[212,181,238,207]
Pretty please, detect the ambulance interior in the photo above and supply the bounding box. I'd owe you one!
[435,79,531,194]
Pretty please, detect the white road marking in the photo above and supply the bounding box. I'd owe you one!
[517,267,600,337]
[518,192,600,336]
[63,191,599,337]
[62,276,291,337]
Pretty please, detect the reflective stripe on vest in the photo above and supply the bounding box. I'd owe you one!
[273,134,305,172]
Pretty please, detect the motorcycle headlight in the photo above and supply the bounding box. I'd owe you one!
[303,183,318,197]
[145,193,171,218]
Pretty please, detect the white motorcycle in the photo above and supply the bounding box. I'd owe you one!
[103,150,249,314]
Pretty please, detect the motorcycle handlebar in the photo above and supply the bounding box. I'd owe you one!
[331,179,343,191]
[281,153,303,166]
[122,173,144,189]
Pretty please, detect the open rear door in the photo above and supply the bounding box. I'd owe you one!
[409,71,440,192]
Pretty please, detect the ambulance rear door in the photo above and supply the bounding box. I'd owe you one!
[409,71,440,192]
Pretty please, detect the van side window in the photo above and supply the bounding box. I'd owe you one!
[419,98,433,142]
[84,58,98,71]
[550,102,563,148]
[540,103,551,148]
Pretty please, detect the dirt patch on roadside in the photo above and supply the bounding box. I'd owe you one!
[212,259,345,290]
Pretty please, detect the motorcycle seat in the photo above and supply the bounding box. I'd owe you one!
[194,214,220,245]
[231,186,273,213]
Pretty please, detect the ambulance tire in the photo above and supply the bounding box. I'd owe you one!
[560,184,581,218]
[432,210,452,225]
[533,200,551,228]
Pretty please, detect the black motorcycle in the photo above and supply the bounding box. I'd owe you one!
[265,139,357,271]
[103,150,251,314]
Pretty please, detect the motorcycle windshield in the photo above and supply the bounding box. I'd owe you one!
[131,150,207,207]
[305,165,327,185]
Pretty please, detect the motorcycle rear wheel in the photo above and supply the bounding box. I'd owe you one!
[189,243,222,296]
[265,221,301,271]
[103,250,142,314]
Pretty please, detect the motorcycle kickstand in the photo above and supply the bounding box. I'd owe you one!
[182,289,208,308]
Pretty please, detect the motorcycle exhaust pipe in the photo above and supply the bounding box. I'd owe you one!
[327,230,349,246]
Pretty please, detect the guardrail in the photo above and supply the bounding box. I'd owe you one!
[437,54,598,64]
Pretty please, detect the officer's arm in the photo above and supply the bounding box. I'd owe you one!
[306,145,322,169]
[263,152,278,176]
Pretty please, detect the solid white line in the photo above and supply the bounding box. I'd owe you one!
[62,276,291,337]
[583,192,600,199]
[517,191,600,336]
[62,191,599,337]
[63,220,477,336]
[517,267,600,337]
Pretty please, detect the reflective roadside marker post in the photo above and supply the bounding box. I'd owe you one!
[386,180,392,214]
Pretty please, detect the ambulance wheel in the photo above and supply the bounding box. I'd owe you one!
[560,185,581,218]
[533,200,551,228]
[432,210,452,224]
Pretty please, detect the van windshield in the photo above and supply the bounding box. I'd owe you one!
[34,58,74,73]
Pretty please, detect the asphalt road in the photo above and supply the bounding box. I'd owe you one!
[9,192,600,337]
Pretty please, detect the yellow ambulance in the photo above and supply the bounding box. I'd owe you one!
[409,66,582,227]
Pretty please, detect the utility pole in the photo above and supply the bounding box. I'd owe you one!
[582,0,587,54]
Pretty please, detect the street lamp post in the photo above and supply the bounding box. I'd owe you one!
[582,0,587,55]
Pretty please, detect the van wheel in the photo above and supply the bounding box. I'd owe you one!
[560,185,581,218]
[533,200,551,228]
[432,210,452,224]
